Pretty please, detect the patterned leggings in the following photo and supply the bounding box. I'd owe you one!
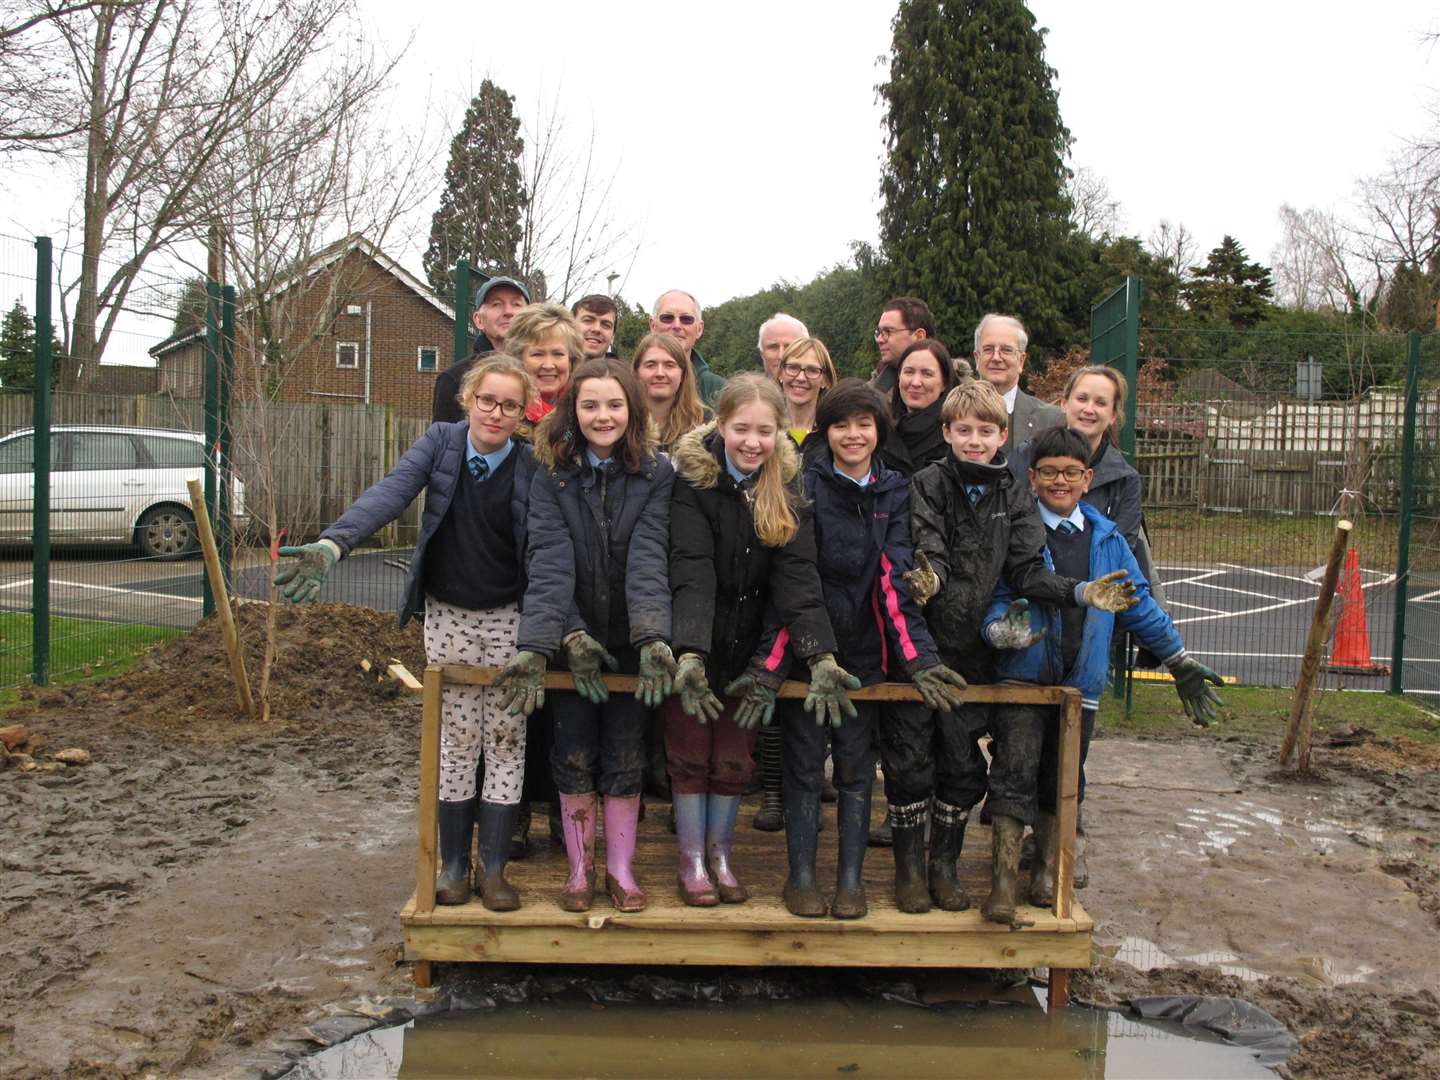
[423,597,524,804]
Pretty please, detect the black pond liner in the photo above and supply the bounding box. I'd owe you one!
[260,968,1296,1079]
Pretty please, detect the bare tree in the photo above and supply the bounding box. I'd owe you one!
[1355,145,1440,273]
[1271,204,1375,312]
[1146,219,1196,279]
[1067,166,1122,241]
[0,0,116,153]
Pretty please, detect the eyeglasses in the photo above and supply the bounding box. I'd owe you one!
[473,393,524,418]
[780,361,826,381]
[657,312,697,326]
[1034,465,1087,481]
[978,344,1020,360]
[874,326,907,341]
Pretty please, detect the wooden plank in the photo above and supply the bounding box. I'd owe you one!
[1048,968,1071,1010]
[415,666,442,915]
[1052,689,1081,921]
[185,479,255,719]
[386,660,422,692]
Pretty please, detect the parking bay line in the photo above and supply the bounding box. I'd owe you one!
[0,578,205,604]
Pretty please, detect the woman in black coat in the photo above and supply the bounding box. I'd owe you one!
[878,339,968,477]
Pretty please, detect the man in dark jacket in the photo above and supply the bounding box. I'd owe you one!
[650,289,726,408]
[871,297,934,395]
[432,276,531,422]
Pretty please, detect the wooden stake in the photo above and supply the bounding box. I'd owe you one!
[186,479,254,719]
[1280,520,1352,769]
[414,665,442,916]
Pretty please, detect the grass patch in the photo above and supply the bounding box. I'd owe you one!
[0,612,179,700]
[1101,682,1440,745]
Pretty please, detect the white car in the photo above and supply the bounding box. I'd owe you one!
[0,425,246,560]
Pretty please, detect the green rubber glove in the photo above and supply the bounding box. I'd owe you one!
[674,652,722,723]
[496,650,547,716]
[637,641,678,709]
[912,663,968,714]
[985,598,1047,650]
[902,551,940,606]
[1170,655,1225,727]
[273,542,337,603]
[1081,569,1139,612]
[563,631,618,704]
[723,672,778,730]
[803,653,861,729]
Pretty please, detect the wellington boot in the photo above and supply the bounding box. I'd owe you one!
[548,800,564,846]
[981,815,1025,924]
[752,726,784,831]
[830,787,870,919]
[603,795,646,912]
[557,793,597,912]
[706,794,748,903]
[782,785,825,917]
[891,823,931,914]
[1029,811,1057,908]
[509,800,532,861]
[868,806,894,848]
[435,798,475,906]
[673,793,718,906]
[476,801,522,912]
[927,805,971,912]
[1073,828,1089,889]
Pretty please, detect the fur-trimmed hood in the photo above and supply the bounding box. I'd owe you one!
[672,420,800,490]
[530,410,662,473]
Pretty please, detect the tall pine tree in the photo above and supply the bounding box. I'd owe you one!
[878,0,1074,348]
[423,80,527,300]
[0,300,60,391]
[1181,236,1276,329]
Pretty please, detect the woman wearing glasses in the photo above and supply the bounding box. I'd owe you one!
[776,337,838,451]
[273,358,543,909]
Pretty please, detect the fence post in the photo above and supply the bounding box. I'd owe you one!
[1390,330,1421,694]
[219,285,236,592]
[452,259,472,363]
[31,237,52,686]
[202,280,220,618]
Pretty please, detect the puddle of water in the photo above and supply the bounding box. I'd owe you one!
[283,996,1276,1080]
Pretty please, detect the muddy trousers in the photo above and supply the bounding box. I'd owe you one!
[878,700,989,816]
[985,702,1046,826]
[1037,706,1097,814]
[423,597,524,805]
[781,699,876,801]
[663,696,758,796]
[549,692,646,797]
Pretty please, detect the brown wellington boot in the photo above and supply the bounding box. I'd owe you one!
[1029,811,1057,908]
[981,815,1025,924]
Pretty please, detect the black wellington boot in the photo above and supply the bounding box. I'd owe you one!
[476,801,522,911]
[436,797,475,905]
[891,824,930,913]
[509,800,532,861]
[752,726,784,831]
[831,786,871,919]
[981,814,1024,924]
[927,802,971,912]
[781,785,825,916]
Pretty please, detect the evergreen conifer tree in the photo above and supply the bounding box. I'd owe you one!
[878,0,1073,347]
[1181,236,1276,329]
[0,300,36,390]
[423,80,527,300]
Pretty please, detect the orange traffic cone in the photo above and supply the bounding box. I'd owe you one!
[1327,549,1387,675]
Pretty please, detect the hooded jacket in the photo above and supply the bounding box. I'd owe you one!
[754,447,941,686]
[321,421,536,627]
[516,426,674,667]
[983,501,1182,710]
[910,450,1081,683]
[669,422,835,686]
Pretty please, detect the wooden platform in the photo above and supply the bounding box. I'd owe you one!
[402,667,1091,1007]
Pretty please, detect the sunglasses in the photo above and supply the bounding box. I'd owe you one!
[657,312,697,326]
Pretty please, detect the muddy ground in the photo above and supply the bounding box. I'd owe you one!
[2,604,1439,1079]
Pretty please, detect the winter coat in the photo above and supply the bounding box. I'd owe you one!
[516,434,674,666]
[755,448,941,686]
[430,331,498,423]
[669,422,835,686]
[321,421,536,627]
[690,349,727,409]
[983,501,1182,710]
[910,450,1081,684]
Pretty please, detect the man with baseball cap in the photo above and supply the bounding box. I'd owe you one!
[431,276,531,423]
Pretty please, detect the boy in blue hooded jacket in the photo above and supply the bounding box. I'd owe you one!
[979,426,1223,924]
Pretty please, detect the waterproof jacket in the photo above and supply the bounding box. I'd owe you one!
[1010,439,1141,551]
[690,349,727,409]
[755,448,941,686]
[321,421,536,627]
[431,331,498,423]
[983,501,1182,710]
[910,450,1081,683]
[669,423,835,686]
[516,434,674,666]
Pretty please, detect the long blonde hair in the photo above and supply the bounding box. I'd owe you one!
[632,332,706,449]
[715,373,799,547]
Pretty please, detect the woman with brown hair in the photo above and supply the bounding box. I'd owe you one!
[632,332,712,454]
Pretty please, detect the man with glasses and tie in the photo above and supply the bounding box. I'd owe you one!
[871,297,935,394]
[971,313,1062,451]
[650,289,726,407]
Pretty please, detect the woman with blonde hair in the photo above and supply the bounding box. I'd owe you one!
[632,332,712,453]
[505,303,585,438]
[664,373,859,906]
[776,336,838,448]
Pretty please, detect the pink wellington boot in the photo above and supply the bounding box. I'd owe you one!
[603,794,647,912]
[557,792,597,912]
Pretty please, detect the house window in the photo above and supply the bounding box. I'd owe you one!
[336,341,359,369]
[418,346,439,373]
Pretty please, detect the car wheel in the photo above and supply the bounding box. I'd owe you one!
[136,505,198,561]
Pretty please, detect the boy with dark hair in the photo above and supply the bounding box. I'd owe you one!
[897,382,1138,912]
[979,425,1223,924]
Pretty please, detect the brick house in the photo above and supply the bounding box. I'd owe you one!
[148,235,455,420]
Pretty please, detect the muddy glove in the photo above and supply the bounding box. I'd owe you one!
[902,551,940,606]
[985,598,1047,650]
[674,652,723,723]
[1081,569,1139,613]
[637,641,678,709]
[273,540,338,603]
[496,650,546,717]
[911,663,968,714]
[1169,654,1225,727]
[563,631,618,704]
[803,653,861,729]
[723,672,779,730]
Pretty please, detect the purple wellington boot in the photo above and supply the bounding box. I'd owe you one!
[603,794,647,912]
[673,793,718,906]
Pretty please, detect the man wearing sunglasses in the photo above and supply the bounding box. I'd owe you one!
[972,312,1062,451]
[650,289,726,407]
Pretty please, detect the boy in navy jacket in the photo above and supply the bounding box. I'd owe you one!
[979,426,1222,923]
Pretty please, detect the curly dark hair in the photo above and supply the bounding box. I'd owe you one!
[540,358,653,472]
